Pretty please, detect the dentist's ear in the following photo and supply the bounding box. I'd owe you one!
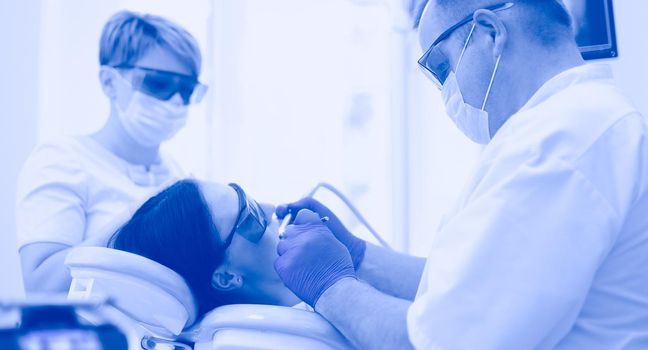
[473,9,508,59]
[211,266,244,291]
[99,66,118,99]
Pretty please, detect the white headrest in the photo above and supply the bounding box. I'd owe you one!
[65,247,197,336]
[189,304,352,349]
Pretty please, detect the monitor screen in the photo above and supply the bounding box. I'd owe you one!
[563,0,618,60]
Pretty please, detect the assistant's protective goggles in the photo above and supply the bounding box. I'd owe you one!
[223,183,269,246]
[417,2,514,89]
[113,64,208,105]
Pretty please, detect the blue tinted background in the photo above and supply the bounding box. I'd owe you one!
[1,0,647,300]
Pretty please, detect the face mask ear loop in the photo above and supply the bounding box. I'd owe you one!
[481,54,501,111]
[107,66,133,89]
[107,66,137,113]
[455,23,476,71]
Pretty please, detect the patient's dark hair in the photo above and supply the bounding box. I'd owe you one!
[109,179,228,319]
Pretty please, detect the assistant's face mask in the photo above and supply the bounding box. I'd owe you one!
[441,24,501,145]
[112,69,189,147]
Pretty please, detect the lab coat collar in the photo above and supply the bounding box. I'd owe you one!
[79,135,174,187]
[518,63,614,114]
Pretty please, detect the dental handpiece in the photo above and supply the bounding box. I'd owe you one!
[278,212,293,239]
[278,211,329,239]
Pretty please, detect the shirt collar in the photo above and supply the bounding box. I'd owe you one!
[79,135,174,187]
[518,63,614,114]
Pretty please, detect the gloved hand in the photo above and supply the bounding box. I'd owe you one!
[274,209,357,307]
[276,197,367,269]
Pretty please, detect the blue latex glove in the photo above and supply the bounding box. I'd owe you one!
[276,197,367,269]
[274,209,357,307]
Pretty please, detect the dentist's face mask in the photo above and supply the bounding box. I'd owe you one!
[443,24,501,144]
[110,67,190,147]
[418,2,513,144]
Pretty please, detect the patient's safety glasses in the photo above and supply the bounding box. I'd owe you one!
[224,183,269,245]
[113,65,208,105]
[417,2,514,89]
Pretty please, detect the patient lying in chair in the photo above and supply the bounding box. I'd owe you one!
[107,179,302,319]
[66,179,353,349]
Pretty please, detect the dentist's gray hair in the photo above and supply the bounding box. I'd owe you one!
[415,0,573,46]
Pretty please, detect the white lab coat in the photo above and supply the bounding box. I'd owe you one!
[407,64,648,349]
[16,135,184,249]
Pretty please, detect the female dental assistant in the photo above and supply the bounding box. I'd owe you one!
[16,11,207,293]
[274,1,648,349]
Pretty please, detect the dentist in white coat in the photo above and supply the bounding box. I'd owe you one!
[17,11,207,294]
[274,1,648,349]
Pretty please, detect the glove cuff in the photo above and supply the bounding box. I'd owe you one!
[311,273,357,307]
[350,239,367,270]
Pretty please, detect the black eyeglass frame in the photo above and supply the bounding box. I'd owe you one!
[221,183,269,248]
[111,64,208,105]
[417,2,514,88]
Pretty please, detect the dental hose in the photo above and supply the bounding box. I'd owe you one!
[307,182,392,249]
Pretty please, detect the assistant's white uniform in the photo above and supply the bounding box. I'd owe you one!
[16,135,184,250]
[408,64,648,349]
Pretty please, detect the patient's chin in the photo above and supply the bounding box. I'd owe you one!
[267,229,281,247]
[239,279,300,307]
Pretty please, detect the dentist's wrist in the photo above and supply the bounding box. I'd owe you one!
[314,277,360,314]
[349,238,367,270]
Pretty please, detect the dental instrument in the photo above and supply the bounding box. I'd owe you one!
[278,212,292,239]
[308,182,391,249]
[278,212,330,239]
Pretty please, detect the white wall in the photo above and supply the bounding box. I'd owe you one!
[607,1,648,117]
[0,0,41,299]
[405,40,482,256]
[208,0,403,247]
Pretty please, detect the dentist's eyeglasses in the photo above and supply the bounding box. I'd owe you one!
[417,2,514,89]
[112,64,208,105]
[222,183,269,247]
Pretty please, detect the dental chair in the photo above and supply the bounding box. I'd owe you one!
[64,247,352,349]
